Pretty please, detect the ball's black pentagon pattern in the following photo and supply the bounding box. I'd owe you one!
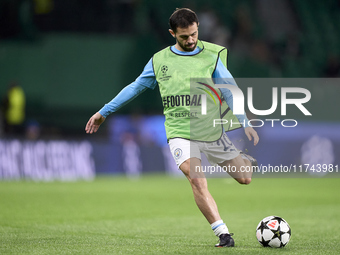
[260,236,271,247]
[256,216,291,248]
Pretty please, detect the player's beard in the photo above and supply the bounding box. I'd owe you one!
[177,40,197,52]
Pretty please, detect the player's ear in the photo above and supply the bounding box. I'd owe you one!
[169,29,176,38]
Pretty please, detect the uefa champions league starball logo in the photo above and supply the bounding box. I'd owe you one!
[161,65,168,76]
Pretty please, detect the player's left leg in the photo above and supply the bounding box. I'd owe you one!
[203,133,256,184]
[206,133,257,184]
[218,154,253,184]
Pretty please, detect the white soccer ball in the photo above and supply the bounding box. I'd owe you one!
[256,216,291,248]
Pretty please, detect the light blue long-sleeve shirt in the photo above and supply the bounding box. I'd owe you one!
[99,45,249,127]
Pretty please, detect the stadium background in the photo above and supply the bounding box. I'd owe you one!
[0,0,339,179]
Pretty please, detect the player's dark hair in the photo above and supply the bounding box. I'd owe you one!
[169,8,199,33]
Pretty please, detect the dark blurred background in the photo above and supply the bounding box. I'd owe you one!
[0,0,339,179]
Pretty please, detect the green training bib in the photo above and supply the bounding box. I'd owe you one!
[153,40,241,141]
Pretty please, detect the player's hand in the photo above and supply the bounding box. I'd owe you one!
[244,127,259,146]
[85,112,106,134]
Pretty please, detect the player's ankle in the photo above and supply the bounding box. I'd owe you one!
[211,220,229,237]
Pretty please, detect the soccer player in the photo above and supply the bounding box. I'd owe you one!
[85,8,259,247]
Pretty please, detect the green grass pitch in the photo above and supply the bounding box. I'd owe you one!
[0,175,339,254]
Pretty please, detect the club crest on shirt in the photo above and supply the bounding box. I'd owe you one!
[174,148,182,159]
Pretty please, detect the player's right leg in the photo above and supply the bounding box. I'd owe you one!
[179,158,234,247]
[168,138,234,247]
[169,138,222,224]
[179,157,221,224]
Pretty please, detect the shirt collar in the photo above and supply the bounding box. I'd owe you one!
[170,45,202,55]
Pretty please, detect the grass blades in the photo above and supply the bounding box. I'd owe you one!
[0,176,339,254]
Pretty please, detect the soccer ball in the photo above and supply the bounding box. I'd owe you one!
[256,216,291,248]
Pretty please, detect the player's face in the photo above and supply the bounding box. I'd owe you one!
[170,23,199,52]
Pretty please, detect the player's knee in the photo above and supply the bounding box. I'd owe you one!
[237,178,252,185]
[245,178,252,185]
[179,160,190,175]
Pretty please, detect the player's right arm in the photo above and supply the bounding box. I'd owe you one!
[85,58,157,134]
[85,112,106,134]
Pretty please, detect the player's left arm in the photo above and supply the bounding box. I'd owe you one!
[213,57,259,146]
[244,126,259,146]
